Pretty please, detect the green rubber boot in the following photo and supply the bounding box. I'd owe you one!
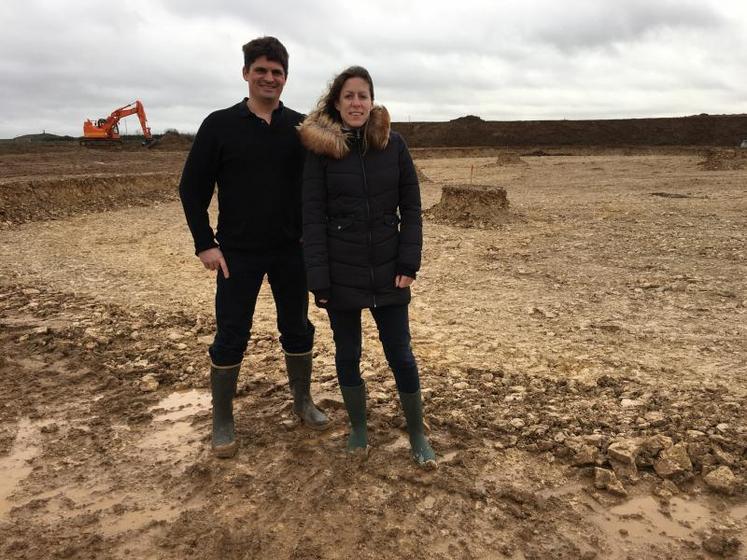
[398,389,437,468]
[210,363,240,458]
[284,351,329,430]
[340,383,368,453]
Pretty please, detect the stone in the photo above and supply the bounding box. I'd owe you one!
[582,434,606,448]
[702,533,742,557]
[453,382,468,390]
[573,445,601,466]
[644,410,665,426]
[712,445,737,467]
[704,466,738,495]
[138,374,159,392]
[594,467,627,497]
[652,479,680,498]
[638,434,673,466]
[654,442,692,478]
[620,398,643,408]
[607,439,639,466]
[609,458,638,482]
[509,418,526,430]
[686,429,707,440]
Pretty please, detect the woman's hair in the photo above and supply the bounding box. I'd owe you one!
[318,66,375,123]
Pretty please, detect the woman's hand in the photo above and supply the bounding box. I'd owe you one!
[395,275,414,288]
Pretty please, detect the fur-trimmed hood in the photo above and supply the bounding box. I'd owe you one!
[298,105,390,159]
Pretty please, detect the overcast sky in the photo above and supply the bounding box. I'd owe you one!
[1,0,746,137]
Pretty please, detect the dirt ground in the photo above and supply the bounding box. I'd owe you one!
[1,145,745,559]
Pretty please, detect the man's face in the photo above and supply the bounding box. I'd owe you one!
[243,56,286,103]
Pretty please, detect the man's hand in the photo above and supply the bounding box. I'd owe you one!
[395,275,414,288]
[198,247,229,278]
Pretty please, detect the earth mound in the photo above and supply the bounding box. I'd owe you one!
[152,132,193,150]
[0,173,180,225]
[698,148,746,171]
[425,184,511,229]
[492,152,528,166]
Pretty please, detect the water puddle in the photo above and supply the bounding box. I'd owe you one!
[101,502,184,537]
[137,389,211,466]
[597,495,711,541]
[149,389,211,422]
[0,418,42,519]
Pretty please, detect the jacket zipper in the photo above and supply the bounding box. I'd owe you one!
[356,129,377,308]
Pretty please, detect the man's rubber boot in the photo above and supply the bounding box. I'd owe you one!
[210,363,240,458]
[284,351,329,430]
[340,382,368,454]
[398,390,437,469]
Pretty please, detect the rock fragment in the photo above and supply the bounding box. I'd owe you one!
[594,467,627,497]
[702,533,742,557]
[573,445,601,466]
[703,466,738,495]
[607,439,639,466]
[654,442,692,478]
[138,374,159,392]
[638,434,673,466]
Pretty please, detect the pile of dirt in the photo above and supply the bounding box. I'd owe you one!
[395,113,747,147]
[697,148,746,171]
[152,132,193,150]
[493,152,528,166]
[425,184,511,228]
[0,173,180,226]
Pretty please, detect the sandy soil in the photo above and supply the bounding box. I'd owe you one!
[1,147,745,559]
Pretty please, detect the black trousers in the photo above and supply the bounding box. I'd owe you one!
[326,304,420,393]
[209,247,314,367]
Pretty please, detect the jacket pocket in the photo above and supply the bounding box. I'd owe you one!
[328,217,354,232]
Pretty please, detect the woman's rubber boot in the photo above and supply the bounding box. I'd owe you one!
[398,390,437,469]
[284,351,329,430]
[210,363,240,458]
[340,382,368,454]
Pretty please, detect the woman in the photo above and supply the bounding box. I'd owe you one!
[298,66,436,468]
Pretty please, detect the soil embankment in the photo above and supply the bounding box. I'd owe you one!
[395,113,747,147]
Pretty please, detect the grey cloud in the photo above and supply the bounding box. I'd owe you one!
[529,0,727,51]
[1,0,746,137]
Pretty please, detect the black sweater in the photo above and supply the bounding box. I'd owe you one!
[179,99,305,255]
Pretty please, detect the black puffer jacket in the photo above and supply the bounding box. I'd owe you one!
[299,106,422,310]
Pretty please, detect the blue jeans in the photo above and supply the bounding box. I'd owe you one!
[209,247,314,367]
[327,304,420,393]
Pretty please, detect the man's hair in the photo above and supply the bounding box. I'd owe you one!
[242,36,289,76]
[319,66,375,123]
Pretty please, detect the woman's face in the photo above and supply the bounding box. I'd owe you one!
[334,77,373,129]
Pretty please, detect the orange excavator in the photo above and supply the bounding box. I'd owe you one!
[82,100,157,146]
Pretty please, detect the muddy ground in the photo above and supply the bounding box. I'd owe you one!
[0,145,745,559]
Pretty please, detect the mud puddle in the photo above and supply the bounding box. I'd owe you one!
[136,389,211,469]
[589,493,745,558]
[0,418,42,519]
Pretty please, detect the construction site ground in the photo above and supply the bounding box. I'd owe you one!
[0,143,745,559]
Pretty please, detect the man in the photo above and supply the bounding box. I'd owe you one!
[179,36,328,458]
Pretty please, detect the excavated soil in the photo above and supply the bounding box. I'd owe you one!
[425,184,514,229]
[1,147,746,559]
